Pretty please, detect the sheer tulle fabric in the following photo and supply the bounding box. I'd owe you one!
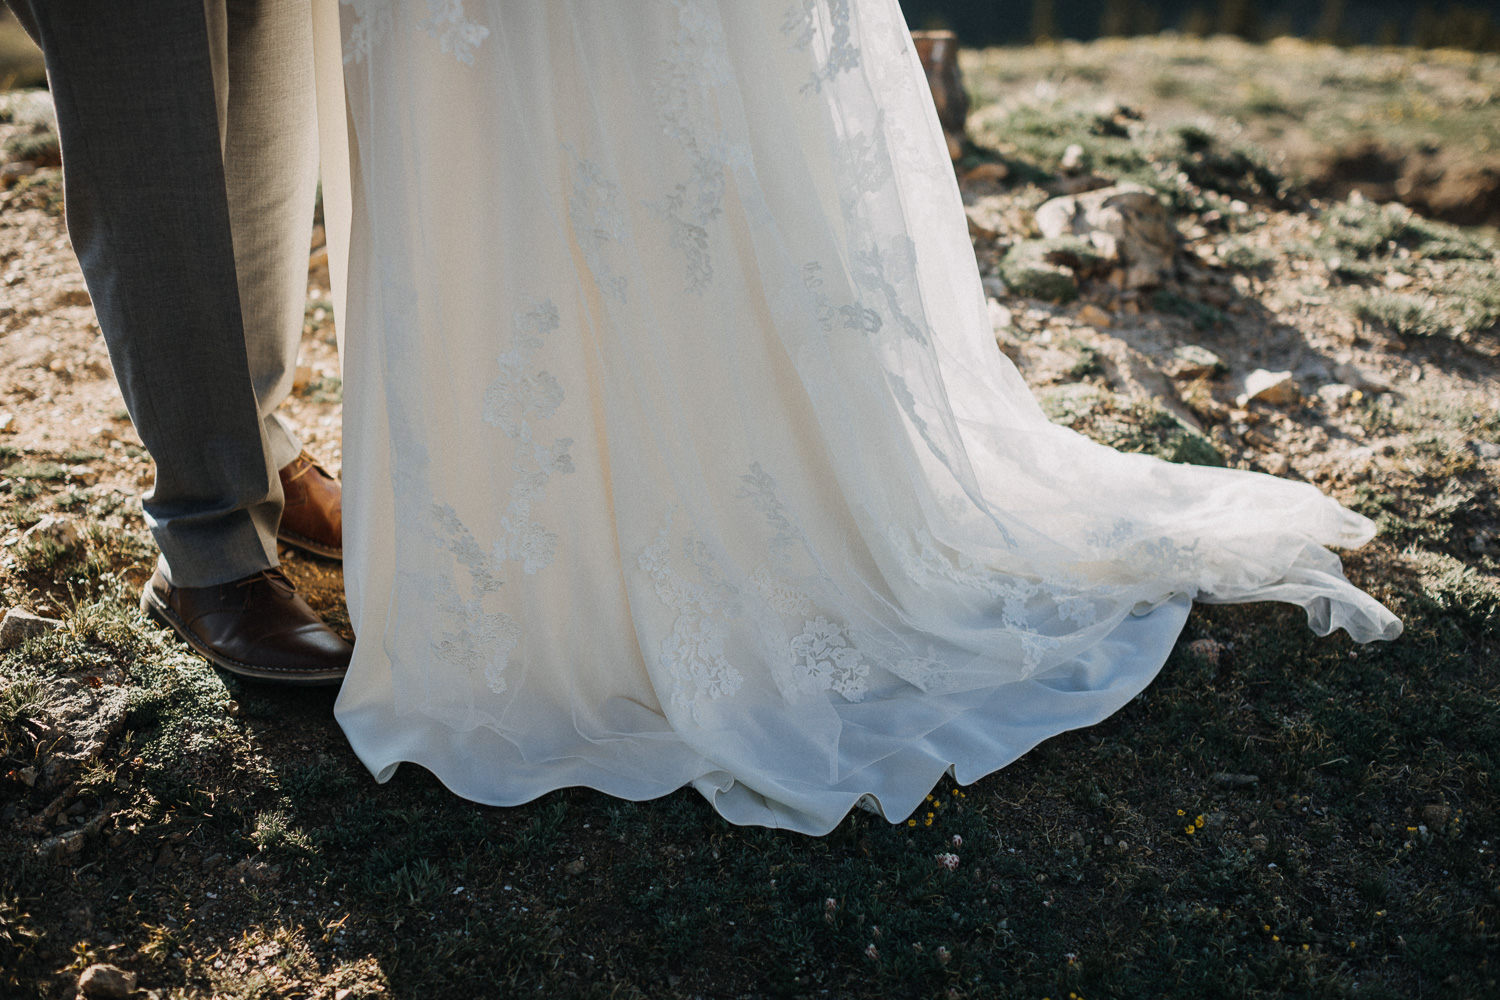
[327,0,1399,835]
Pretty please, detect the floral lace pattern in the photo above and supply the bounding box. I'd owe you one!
[644,462,962,719]
[790,617,869,701]
[781,0,862,93]
[640,510,747,722]
[424,302,574,694]
[568,152,631,303]
[649,0,747,293]
[418,0,490,66]
[483,302,576,574]
[342,0,489,66]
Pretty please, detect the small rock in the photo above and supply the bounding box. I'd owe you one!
[564,858,587,875]
[1166,345,1226,381]
[1316,383,1356,406]
[1472,440,1500,460]
[981,273,1008,300]
[0,161,35,184]
[1240,369,1299,407]
[961,162,1009,185]
[39,827,89,864]
[1422,803,1451,826]
[986,297,1013,333]
[1261,452,1290,476]
[17,765,37,786]
[22,515,82,549]
[78,963,136,999]
[1210,772,1260,788]
[1382,271,1414,290]
[155,843,175,866]
[1059,143,1086,173]
[1333,362,1391,393]
[1075,303,1113,328]
[1034,184,1178,289]
[90,425,118,443]
[0,607,62,649]
[51,288,92,309]
[0,412,14,433]
[67,466,99,487]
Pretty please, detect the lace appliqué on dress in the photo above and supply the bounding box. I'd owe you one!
[640,511,747,723]
[341,0,489,66]
[643,462,947,720]
[418,0,491,66]
[789,616,869,701]
[780,0,861,93]
[568,152,631,303]
[426,302,574,694]
[650,0,747,294]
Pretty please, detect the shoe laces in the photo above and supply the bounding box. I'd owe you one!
[236,568,296,600]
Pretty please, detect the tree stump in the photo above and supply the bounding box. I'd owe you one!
[911,31,968,161]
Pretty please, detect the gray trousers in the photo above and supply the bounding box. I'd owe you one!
[8,0,318,587]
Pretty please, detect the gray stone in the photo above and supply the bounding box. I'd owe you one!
[1316,382,1356,406]
[1470,440,1500,460]
[1167,345,1227,381]
[1333,361,1392,393]
[0,607,62,649]
[1034,184,1179,289]
[30,677,128,789]
[78,963,136,999]
[21,515,81,550]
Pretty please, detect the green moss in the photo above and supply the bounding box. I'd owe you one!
[1038,382,1226,467]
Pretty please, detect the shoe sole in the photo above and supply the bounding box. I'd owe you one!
[140,587,348,687]
[277,530,343,561]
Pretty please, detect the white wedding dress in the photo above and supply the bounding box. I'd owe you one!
[318,0,1400,835]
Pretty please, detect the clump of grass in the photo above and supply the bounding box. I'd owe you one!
[1039,382,1225,466]
[0,675,49,762]
[1154,289,1229,329]
[0,892,43,994]
[1,128,58,166]
[1066,343,1105,380]
[59,449,102,463]
[303,374,343,405]
[1218,237,1277,272]
[3,461,66,482]
[1000,236,1113,303]
[7,169,64,216]
[1320,198,1494,261]
[1348,291,1450,338]
[11,535,68,574]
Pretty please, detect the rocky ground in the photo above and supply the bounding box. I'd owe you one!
[0,36,1496,1000]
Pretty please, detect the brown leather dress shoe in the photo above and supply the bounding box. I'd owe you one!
[140,566,352,686]
[278,451,342,560]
